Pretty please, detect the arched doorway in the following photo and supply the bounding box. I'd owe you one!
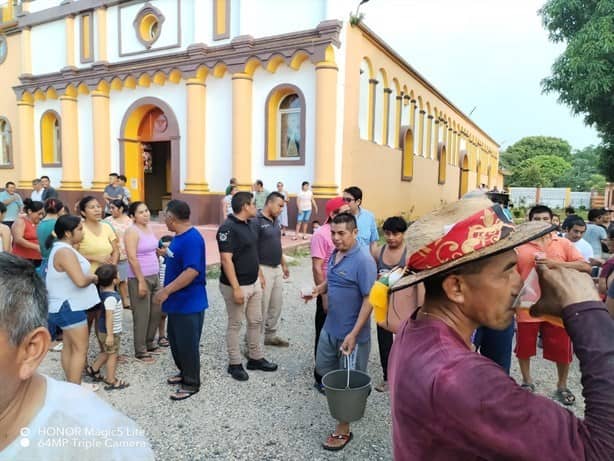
[119,98,180,214]
[458,150,469,198]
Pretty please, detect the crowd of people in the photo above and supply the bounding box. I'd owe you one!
[1,172,614,459]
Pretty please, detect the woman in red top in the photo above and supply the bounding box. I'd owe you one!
[12,198,44,266]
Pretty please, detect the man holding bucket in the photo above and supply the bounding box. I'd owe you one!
[387,197,614,460]
[310,212,377,451]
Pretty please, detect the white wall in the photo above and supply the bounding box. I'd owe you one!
[205,75,232,191]
[251,63,316,194]
[33,98,62,186]
[238,0,326,37]
[31,20,66,75]
[28,0,58,14]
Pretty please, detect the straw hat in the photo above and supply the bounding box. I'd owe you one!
[390,197,554,292]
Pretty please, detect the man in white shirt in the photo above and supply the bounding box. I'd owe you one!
[30,178,44,202]
[565,217,596,263]
[0,253,153,461]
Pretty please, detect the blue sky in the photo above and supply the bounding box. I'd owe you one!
[362,0,601,151]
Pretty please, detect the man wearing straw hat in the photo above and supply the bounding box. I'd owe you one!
[388,196,614,460]
[311,212,376,451]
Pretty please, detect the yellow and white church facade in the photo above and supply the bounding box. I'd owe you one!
[0,0,502,224]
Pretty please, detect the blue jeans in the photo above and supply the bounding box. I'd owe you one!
[296,209,312,223]
[473,322,515,374]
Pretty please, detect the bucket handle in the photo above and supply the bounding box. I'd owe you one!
[344,348,357,389]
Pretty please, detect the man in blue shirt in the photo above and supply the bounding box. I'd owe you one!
[313,212,377,451]
[0,181,23,227]
[342,186,379,251]
[154,200,208,401]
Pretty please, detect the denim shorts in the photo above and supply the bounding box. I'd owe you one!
[48,300,87,330]
[297,209,312,223]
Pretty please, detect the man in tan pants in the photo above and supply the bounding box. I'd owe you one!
[217,191,278,381]
[255,192,290,347]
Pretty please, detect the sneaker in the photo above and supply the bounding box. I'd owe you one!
[264,336,290,347]
[81,382,100,392]
[375,381,389,393]
[50,342,63,352]
[246,358,278,372]
[227,364,249,381]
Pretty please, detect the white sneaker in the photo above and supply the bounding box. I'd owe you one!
[81,382,99,392]
[50,342,63,352]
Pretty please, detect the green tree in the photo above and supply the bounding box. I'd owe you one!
[555,145,604,190]
[540,0,614,179]
[511,155,572,187]
[500,136,571,172]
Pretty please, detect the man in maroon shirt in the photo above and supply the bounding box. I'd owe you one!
[387,197,614,460]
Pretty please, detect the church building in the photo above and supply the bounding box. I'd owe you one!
[0,0,502,223]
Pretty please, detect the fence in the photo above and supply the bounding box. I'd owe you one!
[509,187,591,209]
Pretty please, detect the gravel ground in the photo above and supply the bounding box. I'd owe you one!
[39,255,584,460]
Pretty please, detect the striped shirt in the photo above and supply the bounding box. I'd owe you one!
[98,291,123,334]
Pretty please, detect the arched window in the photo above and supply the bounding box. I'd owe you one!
[438,143,447,184]
[265,84,305,165]
[400,126,414,182]
[0,117,12,166]
[41,110,62,166]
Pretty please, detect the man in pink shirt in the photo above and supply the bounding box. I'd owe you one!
[388,197,614,460]
[310,197,348,392]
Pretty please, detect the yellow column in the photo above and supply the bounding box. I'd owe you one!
[184,79,209,192]
[382,88,391,146]
[17,95,35,189]
[313,61,339,196]
[394,95,402,149]
[426,115,433,159]
[417,110,425,156]
[65,15,75,67]
[90,89,110,190]
[21,27,32,75]
[367,79,377,141]
[59,90,82,189]
[95,7,108,62]
[231,73,253,189]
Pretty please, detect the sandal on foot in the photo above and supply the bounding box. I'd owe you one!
[554,388,576,406]
[104,379,130,391]
[147,347,162,355]
[323,432,353,451]
[521,383,536,393]
[118,354,130,364]
[167,375,183,385]
[158,336,170,347]
[170,388,198,401]
[85,365,103,382]
[135,353,155,363]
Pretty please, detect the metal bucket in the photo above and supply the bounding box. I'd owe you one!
[322,367,371,422]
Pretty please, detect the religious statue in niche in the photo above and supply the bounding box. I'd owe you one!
[141,143,153,174]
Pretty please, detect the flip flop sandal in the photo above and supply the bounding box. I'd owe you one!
[135,353,155,363]
[520,383,536,393]
[147,347,162,355]
[554,388,576,406]
[167,375,183,385]
[104,379,130,391]
[85,365,103,382]
[118,354,130,363]
[322,432,353,451]
[158,336,170,347]
[170,389,198,401]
